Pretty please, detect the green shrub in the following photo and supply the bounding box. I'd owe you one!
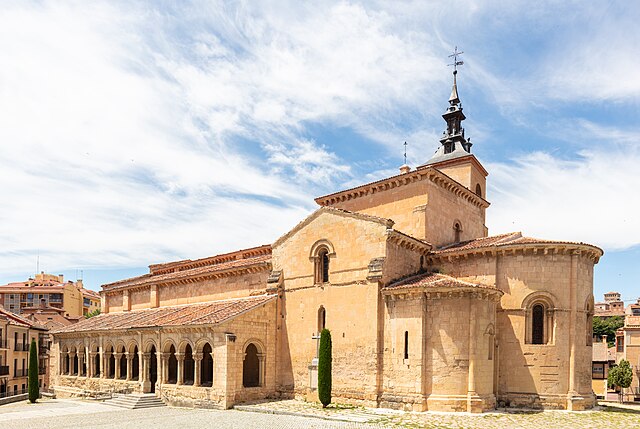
[318,328,332,408]
[28,338,39,403]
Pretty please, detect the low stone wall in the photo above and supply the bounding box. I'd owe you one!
[53,375,142,398]
[0,393,28,406]
[498,392,596,411]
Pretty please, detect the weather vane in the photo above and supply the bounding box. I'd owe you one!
[403,141,407,165]
[448,46,464,73]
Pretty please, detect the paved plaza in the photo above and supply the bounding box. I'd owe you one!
[1,398,640,428]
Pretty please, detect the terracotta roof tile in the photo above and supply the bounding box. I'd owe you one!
[434,232,603,255]
[52,295,276,334]
[102,254,271,291]
[383,272,500,293]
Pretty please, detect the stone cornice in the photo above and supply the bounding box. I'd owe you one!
[102,263,271,296]
[386,230,432,253]
[384,287,502,302]
[314,166,489,209]
[428,242,602,264]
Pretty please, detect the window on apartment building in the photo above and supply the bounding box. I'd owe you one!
[592,363,605,379]
[617,336,624,352]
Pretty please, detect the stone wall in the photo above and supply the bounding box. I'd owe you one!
[430,248,597,410]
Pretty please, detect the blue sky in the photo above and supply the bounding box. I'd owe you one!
[0,1,638,303]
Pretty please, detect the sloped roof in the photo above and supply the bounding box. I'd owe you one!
[0,307,47,330]
[102,253,271,291]
[433,232,603,257]
[383,272,500,294]
[52,295,276,334]
[272,207,394,248]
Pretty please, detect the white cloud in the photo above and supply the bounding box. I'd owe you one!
[487,126,640,250]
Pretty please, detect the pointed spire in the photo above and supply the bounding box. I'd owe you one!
[449,70,460,105]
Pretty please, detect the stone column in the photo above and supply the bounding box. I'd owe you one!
[114,352,122,379]
[88,352,95,378]
[567,252,579,409]
[160,353,168,384]
[193,353,203,387]
[176,353,185,385]
[102,352,109,379]
[257,352,266,387]
[142,352,151,392]
[78,351,85,377]
[467,297,480,413]
[125,352,132,381]
[69,352,77,375]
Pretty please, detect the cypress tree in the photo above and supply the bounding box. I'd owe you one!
[318,328,332,408]
[28,338,39,403]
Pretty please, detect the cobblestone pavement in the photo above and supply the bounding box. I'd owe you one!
[2,397,640,428]
[239,399,640,429]
[0,398,384,429]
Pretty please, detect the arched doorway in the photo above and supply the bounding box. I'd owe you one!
[149,346,157,393]
[167,345,177,384]
[243,343,260,387]
[119,347,127,379]
[72,348,78,375]
[131,346,139,380]
[201,343,213,387]
[184,344,194,385]
[108,347,115,378]
[94,352,101,377]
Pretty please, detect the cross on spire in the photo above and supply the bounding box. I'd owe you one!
[448,46,464,74]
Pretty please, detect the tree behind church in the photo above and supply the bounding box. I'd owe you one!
[318,329,332,408]
[608,359,633,403]
[28,338,39,403]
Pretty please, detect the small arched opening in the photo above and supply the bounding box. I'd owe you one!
[167,345,177,384]
[108,347,115,378]
[72,348,78,375]
[475,183,482,197]
[94,352,101,377]
[118,347,127,379]
[131,346,139,380]
[201,343,213,387]
[243,343,261,388]
[453,222,462,243]
[532,304,545,345]
[183,344,194,385]
[317,306,326,334]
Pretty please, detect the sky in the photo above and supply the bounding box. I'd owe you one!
[0,1,638,302]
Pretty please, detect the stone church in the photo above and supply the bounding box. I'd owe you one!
[51,70,602,412]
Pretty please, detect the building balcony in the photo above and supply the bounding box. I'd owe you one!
[38,366,47,375]
[0,339,8,349]
[14,368,27,377]
[0,365,9,376]
[14,343,23,351]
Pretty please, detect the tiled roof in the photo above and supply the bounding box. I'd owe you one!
[0,307,47,330]
[102,253,271,291]
[383,272,499,293]
[433,232,603,255]
[52,295,276,334]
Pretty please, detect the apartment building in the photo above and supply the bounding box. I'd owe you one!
[0,272,100,317]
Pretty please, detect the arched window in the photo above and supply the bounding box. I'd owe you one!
[131,346,139,380]
[243,343,261,388]
[64,350,70,375]
[475,184,482,197]
[532,304,545,344]
[453,222,462,243]
[319,249,330,283]
[167,345,177,384]
[184,344,194,385]
[523,293,555,345]
[201,343,213,387]
[317,306,326,334]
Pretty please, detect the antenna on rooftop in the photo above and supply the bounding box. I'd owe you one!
[36,253,39,276]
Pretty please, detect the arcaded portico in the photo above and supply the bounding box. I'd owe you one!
[53,295,277,408]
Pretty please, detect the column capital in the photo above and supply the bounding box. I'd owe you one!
[175,352,185,361]
[114,352,123,359]
[193,353,203,361]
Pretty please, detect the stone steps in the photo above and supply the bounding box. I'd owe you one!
[103,393,166,409]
